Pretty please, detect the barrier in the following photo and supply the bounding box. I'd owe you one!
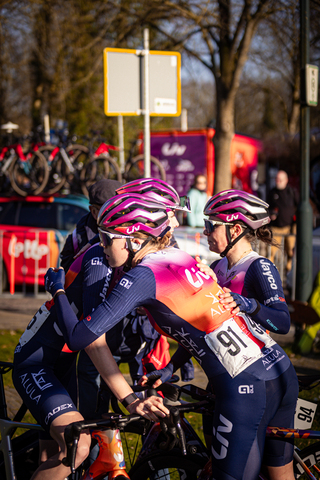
[0,228,66,296]
[0,225,314,299]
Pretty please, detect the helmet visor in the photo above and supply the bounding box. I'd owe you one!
[204,219,233,233]
[99,229,134,248]
[173,195,191,212]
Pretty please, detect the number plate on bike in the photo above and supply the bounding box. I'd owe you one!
[294,398,317,429]
[204,315,275,378]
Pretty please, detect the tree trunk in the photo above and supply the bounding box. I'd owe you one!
[213,94,234,194]
[288,71,300,135]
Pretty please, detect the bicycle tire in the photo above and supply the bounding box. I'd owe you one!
[80,154,122,196]
[129,448,207,480]
[39,145,68,194]
[9,150,49,196]
[294,441,320,478]
[124,155,166,182]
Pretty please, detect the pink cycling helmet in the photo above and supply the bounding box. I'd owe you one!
[116,178,191,212]
[204,189,270,230]
[97,193,170,238]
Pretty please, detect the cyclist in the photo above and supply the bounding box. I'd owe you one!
[78,178,194,420]
[44,192,299,480]
[12,236,169,480]
[144,189,298,479]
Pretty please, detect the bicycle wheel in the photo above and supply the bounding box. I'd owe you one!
[129,449,207,480]
[39,145,68,194]
[294,442,320,478]
[80,154,122,196]
[9,150,49,196]
[124,155,166,182]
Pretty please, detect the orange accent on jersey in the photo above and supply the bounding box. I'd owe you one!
[153,262,233,334]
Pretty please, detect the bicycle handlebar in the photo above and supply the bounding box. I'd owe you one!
[63,413,143,475]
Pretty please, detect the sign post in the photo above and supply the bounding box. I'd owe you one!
[143,29,151,177]
[296,0,314,302]
[103,38,181,177]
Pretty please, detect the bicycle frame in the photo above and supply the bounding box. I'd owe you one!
[0,361,44,480]
[93,143,120,158]
[80,428,130,480]
[0,143,41,177]
[0,418,43,480]
[45,146,75,173]
[0,147,16,174]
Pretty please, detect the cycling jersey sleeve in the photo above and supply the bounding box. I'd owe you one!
[54,266,156,351]
[210,259,220,270]
[244,258,290,334]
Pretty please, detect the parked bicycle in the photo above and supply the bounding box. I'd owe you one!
[38,129,90,195]
[123,138,166,182]
[79,134,122,194]
[0,139,49,196]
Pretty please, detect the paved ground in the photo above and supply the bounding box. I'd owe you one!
[2,294,320,417]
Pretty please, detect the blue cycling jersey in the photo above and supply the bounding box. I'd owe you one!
[211,252,290,334]
[12,244,161,430]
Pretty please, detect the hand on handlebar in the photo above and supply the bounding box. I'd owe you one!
[126,395,169,422]
[139,373,163,388]
[139,362,175,387]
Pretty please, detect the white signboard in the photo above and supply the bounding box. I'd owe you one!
[306,64,319,106]
[103,48,181,116]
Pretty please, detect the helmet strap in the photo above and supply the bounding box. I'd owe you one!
[123,237,151,271]
[220,226,250,258]
[159,225,171,237]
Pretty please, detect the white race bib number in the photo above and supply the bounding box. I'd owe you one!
[205,315,276,378]
[17,302,51,347]
[294,398,317,429]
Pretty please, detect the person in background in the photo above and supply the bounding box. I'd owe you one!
[267,170,299,273]
[60,178,122,272]
[186,174,208,227]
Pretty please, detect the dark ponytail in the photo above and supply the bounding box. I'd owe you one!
[237,221,279,248]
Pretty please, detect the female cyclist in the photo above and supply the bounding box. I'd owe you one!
[12,200,169,480]
[77,177,194,420]
[44,192,299,480]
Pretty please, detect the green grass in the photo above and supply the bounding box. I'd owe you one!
[2,330,320,453]
[0,329,23,388]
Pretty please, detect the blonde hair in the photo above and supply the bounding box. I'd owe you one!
[132,232,172,267]
[108,222,172,267]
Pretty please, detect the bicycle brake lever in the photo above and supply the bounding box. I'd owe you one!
[171,407,187,455]
[62,422,82,475]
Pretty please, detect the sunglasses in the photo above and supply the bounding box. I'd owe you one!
[204,219,233,233]
[179,196,191,212]
[98,229,134,247]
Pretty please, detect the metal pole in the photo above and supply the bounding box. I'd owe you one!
[296,0,313,301]
[117,115,125,173]
[44,115,50,143]
[143,28,151,178]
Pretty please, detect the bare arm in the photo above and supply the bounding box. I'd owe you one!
[85,335,169,421]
